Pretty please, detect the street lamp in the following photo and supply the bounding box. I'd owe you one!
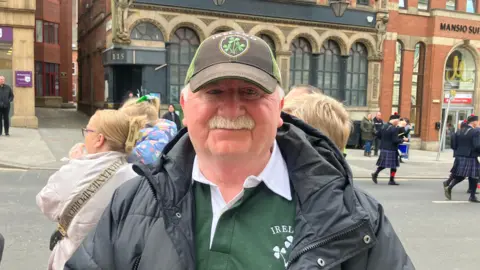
[329,0,350,17]
[213,0,226,5]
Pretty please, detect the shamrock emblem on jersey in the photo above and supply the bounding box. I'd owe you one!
[219,35,249,57]
[273,235,294,268]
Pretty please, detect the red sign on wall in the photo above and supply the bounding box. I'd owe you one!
[444,93,473,104]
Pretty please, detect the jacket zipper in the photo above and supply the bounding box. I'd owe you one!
[285,220,367,269]
[132,256,141,270]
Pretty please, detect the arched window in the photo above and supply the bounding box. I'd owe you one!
[316,40,342,101]
[392,41,403,113]
[130,22,164,41]
[289,37,312,87]
[411,43,425,136]
[345,42,368,106]
[259,34,276,58]
[168,27,200,104]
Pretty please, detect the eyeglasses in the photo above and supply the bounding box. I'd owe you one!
[81,128,96,137]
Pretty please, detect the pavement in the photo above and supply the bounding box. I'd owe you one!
[0,107,88,170]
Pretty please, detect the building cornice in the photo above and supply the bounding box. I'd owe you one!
[132,3,376,33]
[0,7,35,14]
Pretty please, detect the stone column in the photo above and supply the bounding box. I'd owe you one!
[367,57,382,111]
[11,28,38,128]
[276,51,292,92]
[399,48,414,118]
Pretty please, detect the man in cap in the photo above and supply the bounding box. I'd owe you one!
[66,31,413,269]
[444,114,480,202]
[371,112,407,185]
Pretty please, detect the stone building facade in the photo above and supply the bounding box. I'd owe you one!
[0,0,38,128]
[77,0,382,118]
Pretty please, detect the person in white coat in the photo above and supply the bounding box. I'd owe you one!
[36,109,145,270]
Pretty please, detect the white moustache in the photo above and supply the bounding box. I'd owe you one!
[208,116,255,130]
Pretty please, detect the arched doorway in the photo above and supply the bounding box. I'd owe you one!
[442,47,477,149]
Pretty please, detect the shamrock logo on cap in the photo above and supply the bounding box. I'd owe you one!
[220,35,249,57]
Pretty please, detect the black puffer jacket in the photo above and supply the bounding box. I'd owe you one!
[65,113,415,270]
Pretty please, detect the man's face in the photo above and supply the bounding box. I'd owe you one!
[168,105,174,112]
[472,120,479,128]
[376,112,382,119]
[181,79,284,159]
[0,77,4,85]
[367,114,372,120]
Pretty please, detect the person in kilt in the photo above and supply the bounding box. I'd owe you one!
[443,120,466,188]
[371,113,407,185]
[444,114,480,203]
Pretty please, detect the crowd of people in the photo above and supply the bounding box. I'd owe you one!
[2,31,415,269]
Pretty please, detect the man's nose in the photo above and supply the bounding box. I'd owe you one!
[218,92,245,118]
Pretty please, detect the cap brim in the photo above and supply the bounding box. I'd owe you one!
[189,63,277,94]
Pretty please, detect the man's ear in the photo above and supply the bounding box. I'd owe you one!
[180,94,187,127]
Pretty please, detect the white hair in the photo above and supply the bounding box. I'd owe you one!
[181,83,285,102]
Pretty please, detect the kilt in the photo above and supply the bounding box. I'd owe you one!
[450,156,480,178]
[376,150,400,169]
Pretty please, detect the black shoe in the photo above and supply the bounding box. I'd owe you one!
[5,134,9,136]
[466,190,479,194]
[443,181,449,188]
[388,181,400,186]
[444,187,452,200]
[371,173,378,184]
[468,196,480,203]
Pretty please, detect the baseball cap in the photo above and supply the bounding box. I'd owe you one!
[184,31,282,94]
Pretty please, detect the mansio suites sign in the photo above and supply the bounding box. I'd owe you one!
[440,23,480,34]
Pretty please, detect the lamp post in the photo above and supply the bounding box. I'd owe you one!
[329,0,350,17]
[213,0,226,5]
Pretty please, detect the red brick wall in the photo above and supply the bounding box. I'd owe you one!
[383,8,480,145]
[380,40,396,118]
[77,0,108,114]
[35,0,72,102]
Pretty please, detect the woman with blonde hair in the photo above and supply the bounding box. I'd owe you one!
[36,109,145,270]
[120,95,177,165]
[283,91,352,151]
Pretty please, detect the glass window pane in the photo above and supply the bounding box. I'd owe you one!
[467,0,475,13]
[170,86,179,104]
[295,51,303,69]
[294,71,302,84]
[359,91,366,107]
[332,73,339,89]
[170,66,179,84]
[317,72,323,88]
[325,53,332,71]
[352,74,359,88]
[324,72,331,88]
[353,53,360,72]
[302,71,309,84]
[344,90,350,105]
[346,73,351,89]
[360,57,367,73]
[399,0,405,8]
[44,22,49,43]
[351,90,358,105]
[303,54,310,70]
[36,20,43,42]
[54,24,59,44]
[418,0,429,10]
[359,74,367,88]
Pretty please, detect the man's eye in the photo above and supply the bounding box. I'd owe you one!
[243,89,259,96]
[206,89,223,95]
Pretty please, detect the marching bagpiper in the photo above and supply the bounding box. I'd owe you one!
[443,120,468,188]
[371,112,408,185]
[444,114,480,203]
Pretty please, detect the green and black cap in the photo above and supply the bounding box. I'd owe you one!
[184,31,282,94]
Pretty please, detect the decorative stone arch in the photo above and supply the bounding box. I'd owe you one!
[167,15,207,41]
[285,27,321,53]
[205,19,244,36]
[127,18,168,41]
[347,33,376,57]
[248,25,286,53]
[317,30,349,55]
